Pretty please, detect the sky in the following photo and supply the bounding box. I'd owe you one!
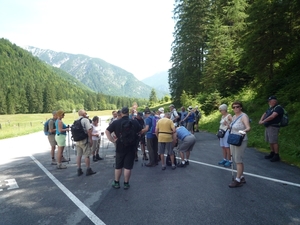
[0,0,175,80]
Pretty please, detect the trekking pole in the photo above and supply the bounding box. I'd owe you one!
[67,128,71,163]
[231,154,234,181]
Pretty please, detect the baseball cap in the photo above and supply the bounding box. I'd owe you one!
[158,107,164,113]
[144,110,151,114]
[268,96,277,101]
[137,112,143,117]
[121,107,129,114]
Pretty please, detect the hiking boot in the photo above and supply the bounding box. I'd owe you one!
[57,163,67,169]
[86,168,96,176]
[218,159,227,165]
[51,159,57,165]
[61,157,68,162]
[123,182,130,190]
[77,168,83,176]
[240,177,246,184]
[185,160,189,165]
[93,156,98,162]
[270,154,280,162]
[112,181,120,189]
[228,180,243,188]
[96,154,103,160]
[224,161,232,167]
[264,151,275,159]
[177,162,186,168]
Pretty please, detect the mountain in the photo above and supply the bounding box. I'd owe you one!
[24,46,167,99]
[0,38,149,114]
[141,71,170,94]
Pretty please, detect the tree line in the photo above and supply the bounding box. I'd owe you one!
[169,0,300,115]
[0,38,149,114]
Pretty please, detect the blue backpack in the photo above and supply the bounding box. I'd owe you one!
[43,119,54,135]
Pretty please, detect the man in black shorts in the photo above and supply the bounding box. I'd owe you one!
[259,96,284,162]
[105,107,142,189]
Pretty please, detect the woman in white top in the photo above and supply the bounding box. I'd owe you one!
[91,116,103,161]
[228,101,251,188]
[218,104,232,167]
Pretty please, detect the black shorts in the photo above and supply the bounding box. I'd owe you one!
[115,149,135,170]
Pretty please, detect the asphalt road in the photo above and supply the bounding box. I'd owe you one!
[1,117,300,225]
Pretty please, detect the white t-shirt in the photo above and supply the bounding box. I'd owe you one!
[91,124,101,141]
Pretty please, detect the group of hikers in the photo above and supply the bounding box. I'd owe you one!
[45,95,284,189]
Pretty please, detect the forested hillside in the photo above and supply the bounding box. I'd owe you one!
[0,38,148,114]
[24,46,168,99]
[169,0,300,117]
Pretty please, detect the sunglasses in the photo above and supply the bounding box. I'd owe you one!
[232,106,240,109]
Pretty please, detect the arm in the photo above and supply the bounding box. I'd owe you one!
[141,125,149,134]
[259,112,278,124]
[241,115,251,133]
[105,130,115,143]
[182,112,190,121]
[49,120,56,133]
[87,128,93,147]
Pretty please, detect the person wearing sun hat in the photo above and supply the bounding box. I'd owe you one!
[158,107,165,118]
[259,96,284,162]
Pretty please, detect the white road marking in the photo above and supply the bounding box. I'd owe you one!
[6,179,19,190]
[189,159,300,188]
[30,155,105,225]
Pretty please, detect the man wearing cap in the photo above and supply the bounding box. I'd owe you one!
[141,110,159,167]
[158,107,165,119]
[48,111,58,165]
[105,107,142,189]
[259,96,284,162]
[169,104,180,127]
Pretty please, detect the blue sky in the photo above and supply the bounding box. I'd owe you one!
[0,0,175,80]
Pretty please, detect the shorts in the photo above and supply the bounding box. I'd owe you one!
[158,142,173,155]
[92,139,100,152]
[219,130,230,148]
[55,134,66,147]
[48,134,57,147]
[76,138,92,157]
[178,134,196,152]
[186,122,194,132]
[265,126,280,144]
[230,140,247,163]
[115,150,135,170]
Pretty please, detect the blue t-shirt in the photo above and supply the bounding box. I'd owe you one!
[55,119,67,135]
[187,112,195,123]
[176,126,191,141]
[145,116,155,138]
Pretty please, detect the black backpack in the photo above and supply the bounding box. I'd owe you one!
[173,112,181,123]
[71,118,88,141]
[119,119,138,146]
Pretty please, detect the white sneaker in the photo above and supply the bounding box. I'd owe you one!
[51,159,57,165]
[57,163,67,169]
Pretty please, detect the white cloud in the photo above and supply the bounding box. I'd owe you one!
[0,0,174,80]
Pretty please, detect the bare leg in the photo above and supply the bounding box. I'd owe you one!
[76,155,82,168]
[57,146,64,163]
[124,169,131,183]
[85,156,90,168]
[236,163,244,178]
[160,154,165,166]
[185,151,190,160]
[115,169,122,181]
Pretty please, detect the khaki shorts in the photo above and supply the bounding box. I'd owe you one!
[265,126,279,144]
[48,134,57,147]
[230,140,247,163]
[76,138,92,157]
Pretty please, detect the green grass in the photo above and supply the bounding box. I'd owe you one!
[0,110,112,139]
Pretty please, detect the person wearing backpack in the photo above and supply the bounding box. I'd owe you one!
[169,104,180,127]
[47,111,58,165]
[182,106,196,134]
[74,109,96,176]
[259,96,284,162]
[105,107,142,189]
[194,106,201,132]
